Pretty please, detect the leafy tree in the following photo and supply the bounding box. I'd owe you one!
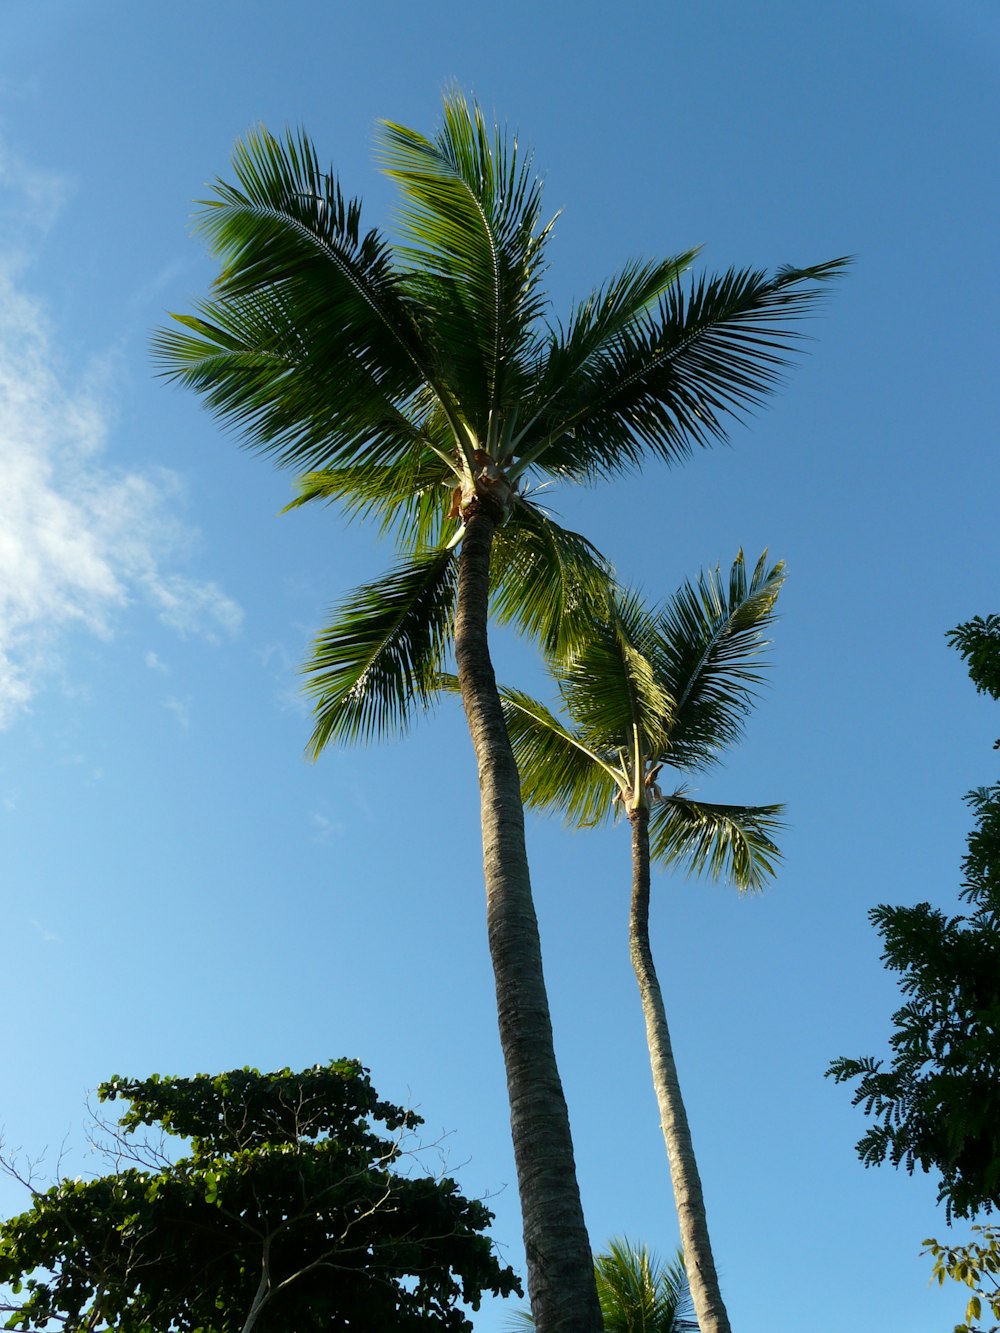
[0,1061,519,1333]
[949,616,1000,707]
[154,90,844,1331]
[924,1226,1000,1333]
[828,618,1000,1221]
[511,1238,698,1332]
[490,551,784,1333]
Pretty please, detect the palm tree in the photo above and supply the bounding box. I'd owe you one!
[153,92,842,1332]
[496,551,785,1333]
[512,1238,699,1332]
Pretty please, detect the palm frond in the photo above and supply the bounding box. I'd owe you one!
[595,1238,699,1333]
[304,549,457,751]
[153,289,432,474]
[527,258,849,481]
[511,251,698,470]
[651,549,785,770]
[649,792,784,890]
[378,91,551,444]
[153,125,461,473]
[556,589,675,757]
[506,1238,697,1332]
[498,687,620,829]
[490,498,616,657]
[282,442,457,552]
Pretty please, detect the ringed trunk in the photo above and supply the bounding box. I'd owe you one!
[629,805,733,1333]
[454,499,601,1333]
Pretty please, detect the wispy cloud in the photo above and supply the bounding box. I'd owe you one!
[29,917,61,944]
[162,696,192,730]
[309,810,345,844]
[0,139,242,726]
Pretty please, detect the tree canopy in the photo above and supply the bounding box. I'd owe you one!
[828,618,1000,1220]
[0,1061,519,1332]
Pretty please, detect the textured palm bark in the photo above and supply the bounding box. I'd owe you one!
[629,806,733,1333]
[455,500,602,1333]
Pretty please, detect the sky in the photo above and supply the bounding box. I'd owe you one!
[1,1,998,1328]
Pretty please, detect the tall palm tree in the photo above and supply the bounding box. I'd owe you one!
[153,93,842,1332]
[496,551,785,1333]
[512,1238,699,1333]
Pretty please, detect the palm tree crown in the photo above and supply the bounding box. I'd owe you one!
[512,1238,698,1333]
[595,1239,699,1333]
[499,549,786,884]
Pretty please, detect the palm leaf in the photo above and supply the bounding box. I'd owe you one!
[595,1238,698,1333]
[200,125,425,379]
[506,1238,697,1332]
[304,548,457,750]
[153,126,468,473]
[378,91,551,446]
[650,549,784,771]
[555,589,674,758]
[153,289,433,474]
[526,258,849,481]
[649,792,784,890]
[498,686,620,829]
[511,252,698,471]
[490,498,616,657]
[282,445,458,553]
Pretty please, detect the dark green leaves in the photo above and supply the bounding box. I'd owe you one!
[153,125,439,475]
[828,624,1000,1220]
[948,615,1000,702]
[379,92,551,441]
[0,1063,520,1333]
[651,549,785,770]
[524,259,849,481]
[304,549,458,750]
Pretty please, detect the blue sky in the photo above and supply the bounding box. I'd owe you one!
[1,2,998,1329]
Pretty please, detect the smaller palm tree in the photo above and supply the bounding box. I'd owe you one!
[494,550,785,1333]
[511,1237,698,1332]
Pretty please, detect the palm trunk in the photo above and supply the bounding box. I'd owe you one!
[454,499,602,1333]
[629,805,732,1333]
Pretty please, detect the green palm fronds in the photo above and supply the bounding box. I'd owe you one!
[500,550,786,886]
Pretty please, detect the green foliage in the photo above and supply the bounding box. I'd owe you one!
[0,1061,519,1332]
[594,1239,698,1333]
[304,549,460,749]
[924,1226,1000,1333]
[154,92,844,744]
[648,794,783,890]
[947,617,1000,702]
[509,1238,698,1332]
[827,620,1000,1220]
[498,550,786,887]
